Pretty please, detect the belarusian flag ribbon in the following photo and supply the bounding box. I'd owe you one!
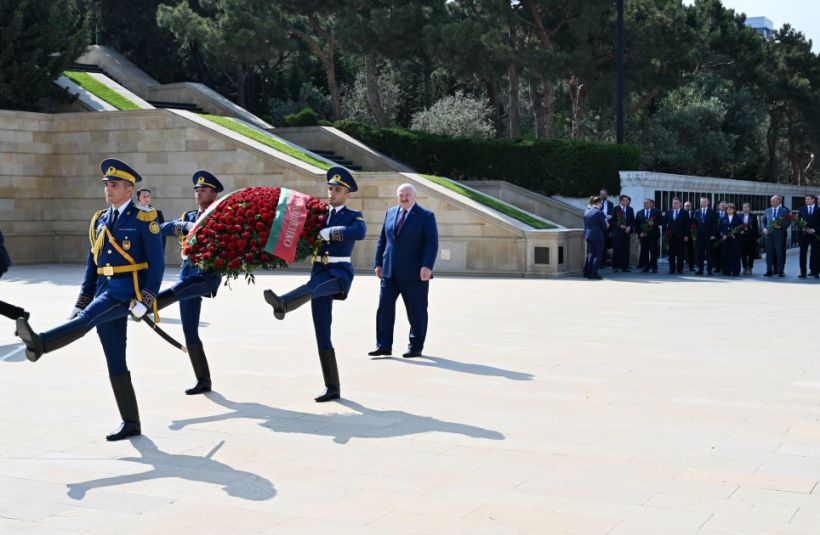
[264,187,310,263]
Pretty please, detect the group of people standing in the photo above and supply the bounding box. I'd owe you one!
[3,160,438,442]
[584,190,820,280]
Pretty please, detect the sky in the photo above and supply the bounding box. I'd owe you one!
[683,0,818,51]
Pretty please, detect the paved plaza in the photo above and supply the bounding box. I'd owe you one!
[0,262,819,534]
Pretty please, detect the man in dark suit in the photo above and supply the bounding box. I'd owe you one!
[761,195,790,277]
[663,198,690,274]
[683,201,696,271]
[370,183,438,358]
[583,196,608,280]
[600,189,614,267]
[740,202,759,274]
[797,194,820,278]
[694,197,719,275]
[634,198,662,273]
[713,201,727,273]
[610,195,634,272]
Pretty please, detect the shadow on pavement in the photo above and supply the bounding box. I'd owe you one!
[169,392,505,445]
[65,436,276,501]
[379,355,534,381]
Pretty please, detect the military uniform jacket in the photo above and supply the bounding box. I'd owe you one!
[80,201,165,303]
[161,209,221,295]
[314,206,367,299]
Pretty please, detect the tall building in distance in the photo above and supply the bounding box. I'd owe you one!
[745,16,774,40]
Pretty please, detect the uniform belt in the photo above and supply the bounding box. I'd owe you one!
[97,262,148,277]
[316,256,351,264]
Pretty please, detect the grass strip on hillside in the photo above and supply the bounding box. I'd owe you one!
[421,174,556,230]
[63,71,141,110]
[200,114,331,170]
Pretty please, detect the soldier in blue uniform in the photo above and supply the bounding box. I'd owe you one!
[16,159,165,441]
[262,167,367,402]
[156,171,224,395]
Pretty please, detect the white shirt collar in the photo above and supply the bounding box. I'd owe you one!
[399,203,415,213]
[330,204,345,213]
[112,199,131,214]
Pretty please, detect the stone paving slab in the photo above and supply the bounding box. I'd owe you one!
[0,263,819,534]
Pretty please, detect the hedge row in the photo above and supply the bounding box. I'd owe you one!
[332,121,640,197]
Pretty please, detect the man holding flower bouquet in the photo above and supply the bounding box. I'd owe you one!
[263,167,367,402]
[740,203,760,274]
[663,198,690,274]
[796,194,820,279]
[761,195,791,277]
[634,198,662,273]
[610,195,634,272]
[156,171,225,395]
[694,197,719,275]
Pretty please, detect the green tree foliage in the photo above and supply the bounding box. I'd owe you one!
[0,0,89,111]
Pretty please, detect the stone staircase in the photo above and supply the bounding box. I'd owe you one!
[307,149,362,171]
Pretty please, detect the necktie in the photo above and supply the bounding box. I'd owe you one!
[810,207,814,216]
[396,209,407,236]
[674,210,678,221]
[108,209,119,231]
[702,208,706,218]
[328,208,336,225]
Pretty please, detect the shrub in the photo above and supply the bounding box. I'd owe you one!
[410,92,495,139]
[283,107,319,127]
[333,121,640,197]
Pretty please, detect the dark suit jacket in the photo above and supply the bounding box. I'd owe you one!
[610,205,634,238]
[740,212,759,241]
[375,203,438,280]
[635,207,662,238]
[761,206,791,233]
[719,214,744,238]
[797,205,820,236]
[601,200,614,219]
[584,207,608,241]
[694,208,719,240]
[663,209,690,239]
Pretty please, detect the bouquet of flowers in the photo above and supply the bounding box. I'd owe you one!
[769,212,793,230]
[662,228,673,249]
[689,223,698,244]
[793,216,820,241]
[615,208,627,228]
[182,187,328,282]
[715,223,748,247]
[640,214,657,235]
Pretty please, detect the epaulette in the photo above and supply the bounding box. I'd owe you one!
[88,209,106,246]
[136,207,158,222]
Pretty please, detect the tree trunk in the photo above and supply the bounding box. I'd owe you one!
[767,107,780,181]
[569,77,588,139]
[486,78,502,138]
[236,64,247,109]
[289,17,342,121]
[508,63,521,139]
[528,77,545,138]
[542,79,556,138]
[422,55,433,109]
[325,59,342,121]
[364,52,389,128]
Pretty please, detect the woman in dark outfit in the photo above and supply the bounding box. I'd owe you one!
[719,203,743,277]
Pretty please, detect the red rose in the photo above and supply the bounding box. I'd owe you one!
[237,239,247,250]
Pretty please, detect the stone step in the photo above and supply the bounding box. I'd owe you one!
[148,100,204,113]
[307,149,361,171]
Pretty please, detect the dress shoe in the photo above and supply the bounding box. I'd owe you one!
[641,268,649,273]
[778,272,785,277]
[622,268,631,272]
[695,270,703,275]
[106,420,141,441]
[368,347,392,356]
[186,378,212,395]
[314,387,340,402]
[402,349,423,358]
[763,272,772,276]
[799,274,807,279]
[590,275,603,280]
[651,269,657,273]
[263,285,312,320]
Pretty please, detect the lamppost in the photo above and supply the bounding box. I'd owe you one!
[616,0,624,144]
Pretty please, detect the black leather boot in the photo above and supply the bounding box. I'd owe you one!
[107,372,141,441]
[263,285,312,320]
[155,288,178,312]
[0,300,27,321]
[185,341,212,395]
[315,349,340,402]
[17,316,87,363]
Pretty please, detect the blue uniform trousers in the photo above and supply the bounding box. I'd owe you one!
[307,271,344,351]
[75,291,133,377]
[166,276,218,345]
[376,277,429,352]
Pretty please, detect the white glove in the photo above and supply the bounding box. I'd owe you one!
[184,221,195,231]
[319,228,331,241]
[130,302,148,320]
[68,307,82,319]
